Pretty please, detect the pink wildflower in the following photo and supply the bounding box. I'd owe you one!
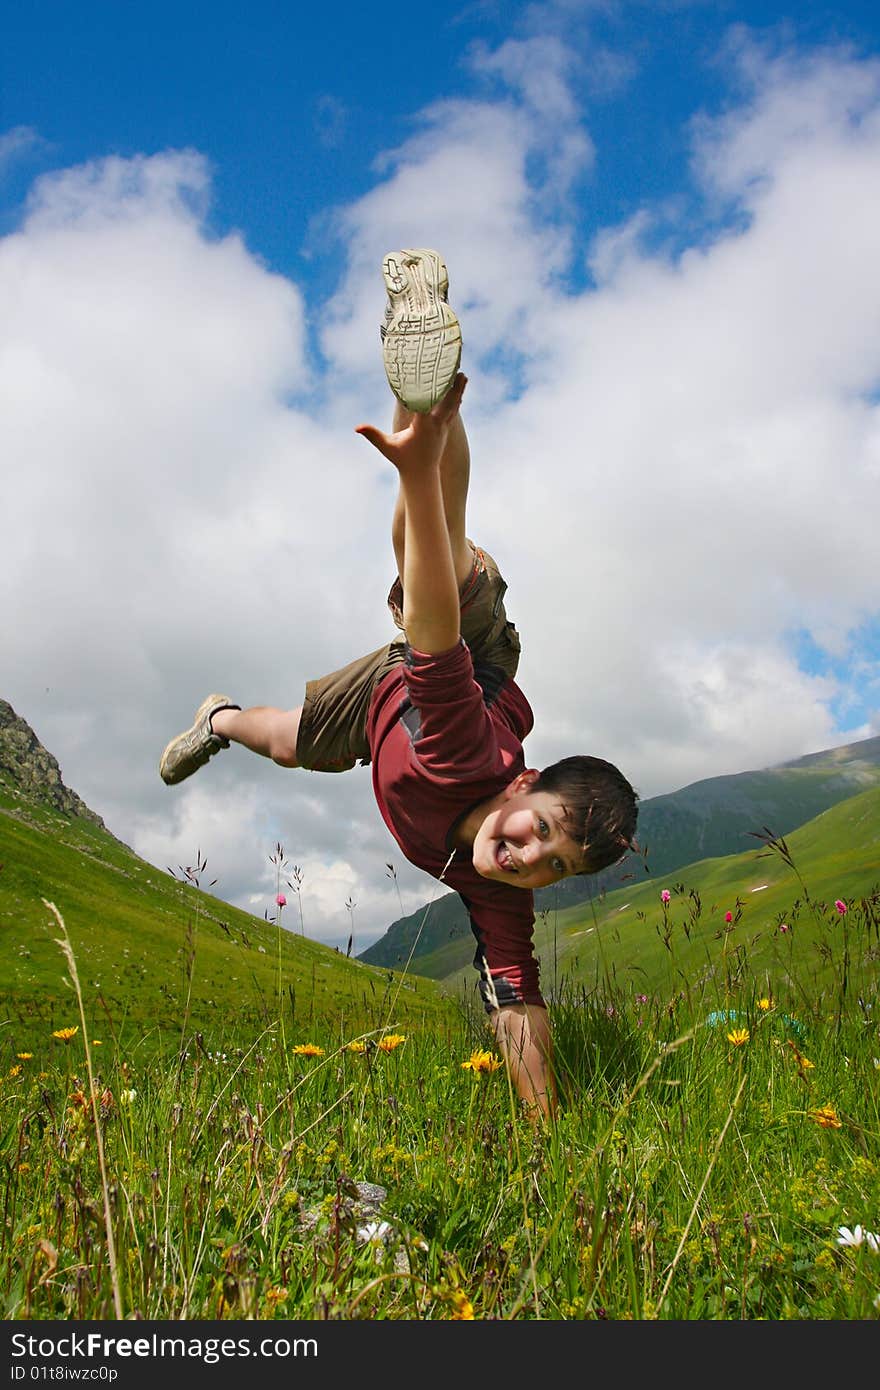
[660,889,671,904]
[276,892,287,908]
[779,922,790,934]
[724,911,733,924]
[835,899,847,916]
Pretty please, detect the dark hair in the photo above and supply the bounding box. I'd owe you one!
[532,755,639,875]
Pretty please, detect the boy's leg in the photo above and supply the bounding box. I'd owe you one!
[380,251,520,681]
[160,639,405,786]
[211,705,302,766]
[159,693,303,785]
[159,636,403,783]
[388,394,521,682]
[390,396,473,588]
[215,638,405,775]
[380,248,472,590]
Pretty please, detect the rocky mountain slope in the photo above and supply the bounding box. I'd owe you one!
[0,698,106,828]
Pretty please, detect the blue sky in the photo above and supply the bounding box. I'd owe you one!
[8,2,879,292]
[3,1,880,948]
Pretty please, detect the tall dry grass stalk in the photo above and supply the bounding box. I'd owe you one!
[44,899,124,1320]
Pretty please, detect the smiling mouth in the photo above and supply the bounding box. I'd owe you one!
[495,841,518,872]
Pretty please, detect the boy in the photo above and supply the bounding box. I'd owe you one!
[159,249,638,1117]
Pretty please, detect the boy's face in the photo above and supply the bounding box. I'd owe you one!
[470,771,588,890]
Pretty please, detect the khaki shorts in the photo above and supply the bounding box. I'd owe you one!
[296,544,521,772]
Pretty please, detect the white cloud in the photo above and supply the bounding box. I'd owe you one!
[316,76,589,417]
[4,33,880,950]
[588,209,654,285]
[692,35,880,206]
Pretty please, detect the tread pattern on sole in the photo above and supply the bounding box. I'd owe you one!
[381,250,462,413]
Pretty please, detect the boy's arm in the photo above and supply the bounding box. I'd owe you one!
[356,374,467,655]
[491,1004,557,1120]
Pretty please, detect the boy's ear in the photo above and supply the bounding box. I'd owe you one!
[505,768,540,798]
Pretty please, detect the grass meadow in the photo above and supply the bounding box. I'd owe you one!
[2,829,879,1323]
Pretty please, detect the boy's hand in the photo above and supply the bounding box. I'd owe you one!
[355,373,467,474]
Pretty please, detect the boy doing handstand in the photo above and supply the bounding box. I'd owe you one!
[159,249,638,1118]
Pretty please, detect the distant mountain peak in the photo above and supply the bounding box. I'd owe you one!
[0,698,106,828]
[776,734,880,772]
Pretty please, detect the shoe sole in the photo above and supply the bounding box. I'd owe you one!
[159,693,232,785]
[381,249,462,413]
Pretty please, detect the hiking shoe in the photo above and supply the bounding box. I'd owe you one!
[380,249,462,413]
[159,694,240,786]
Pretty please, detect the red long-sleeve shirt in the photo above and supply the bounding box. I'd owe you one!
[366,639,544,1009]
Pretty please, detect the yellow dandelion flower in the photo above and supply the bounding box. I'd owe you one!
[727,1028,750,1046]
[461,1048,502,1074]
[449,1290,475,1320]
[16,1053,33,1061]
[8,1065,21,1077]
[377,1034,406,1053]
[52,1026,79,1042]
[346,1040,368,1054]
[291,1043,325,1057]
[92,1040,103,1046]
[788,1043,815,1070]
[757,997,772,1011]
[810,1104,842,1130]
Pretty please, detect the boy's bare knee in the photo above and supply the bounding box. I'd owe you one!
[271,747,299,768]
[269,710,302,768]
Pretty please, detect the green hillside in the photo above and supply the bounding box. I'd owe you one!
[360,733,880,972]
[437,783,880,1011]
[624,740,880,882]
[3,692,877,1055]
[0,787,453,1056]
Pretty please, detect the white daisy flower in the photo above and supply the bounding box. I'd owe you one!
[357,1220,392,1244]
[836,1225,880,1253]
